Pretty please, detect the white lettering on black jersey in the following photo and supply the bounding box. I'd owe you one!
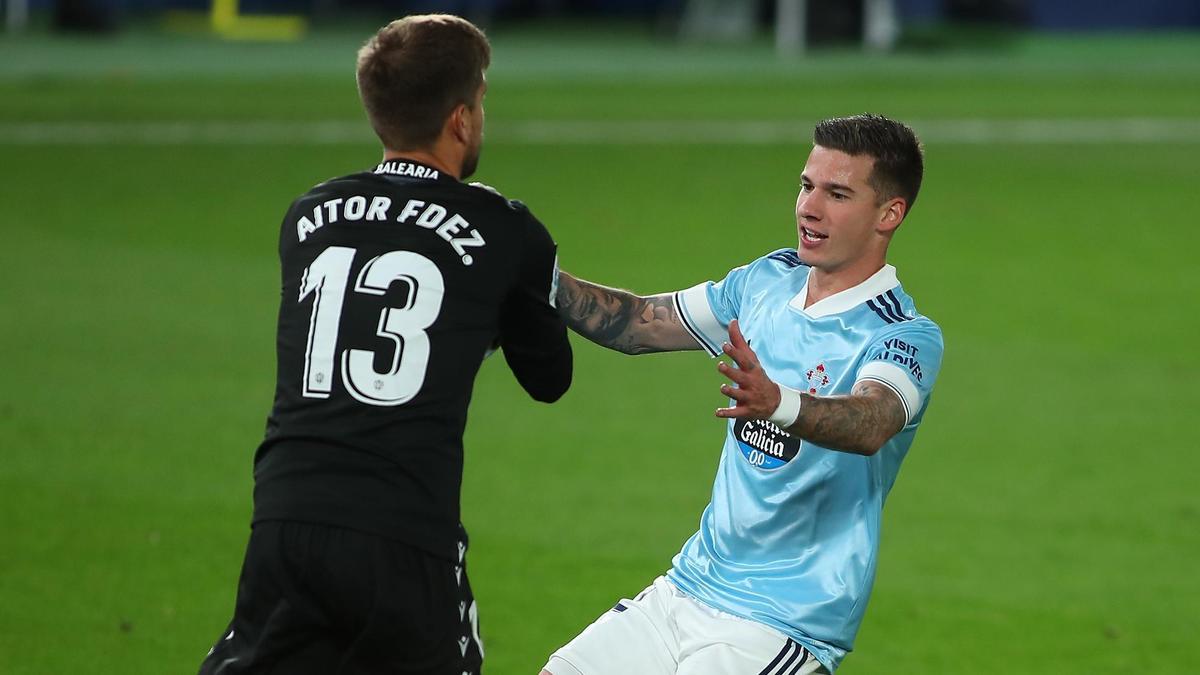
[253,159,572,561]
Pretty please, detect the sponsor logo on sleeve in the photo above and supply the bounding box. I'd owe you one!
[873,338,923,382]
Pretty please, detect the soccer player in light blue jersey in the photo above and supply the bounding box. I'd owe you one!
[540,114,943,675]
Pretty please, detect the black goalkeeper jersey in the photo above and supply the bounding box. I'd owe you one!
[251,158,572,561]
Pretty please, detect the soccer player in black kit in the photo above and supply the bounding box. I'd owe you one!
[199,15,571,675]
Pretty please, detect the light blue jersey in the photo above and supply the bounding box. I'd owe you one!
[667,249,944,672]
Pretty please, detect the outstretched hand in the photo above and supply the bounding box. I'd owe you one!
[715,319,782,420]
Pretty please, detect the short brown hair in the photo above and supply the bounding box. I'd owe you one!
[356,15,491,151]
[813,114,924,215]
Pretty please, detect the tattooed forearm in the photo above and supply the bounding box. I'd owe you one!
[784,381,906,455]
[555,272,700,355]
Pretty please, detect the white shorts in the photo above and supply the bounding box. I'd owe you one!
[544,576,828,675]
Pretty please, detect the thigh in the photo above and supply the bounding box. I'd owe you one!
[543,577,677,675]
[677,638,824,675]
[199,522,338,675]
[201,522,482,675]
[338,531,482,675]
[673,588,824,675]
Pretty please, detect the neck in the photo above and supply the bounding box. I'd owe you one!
[382,147,460,180]
[805,257,887,308]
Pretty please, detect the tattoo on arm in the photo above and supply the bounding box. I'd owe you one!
[555,272,700,354]
[785,380,907,455]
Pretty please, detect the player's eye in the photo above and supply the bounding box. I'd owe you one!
[831,192,848,201]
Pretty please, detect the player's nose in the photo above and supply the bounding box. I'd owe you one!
[796,191,820,222]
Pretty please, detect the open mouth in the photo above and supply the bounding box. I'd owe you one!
[801,226,828,243]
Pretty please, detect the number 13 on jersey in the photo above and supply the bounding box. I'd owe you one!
[299,246,445,407]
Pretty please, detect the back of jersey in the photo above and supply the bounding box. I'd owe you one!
[252,159,571,561]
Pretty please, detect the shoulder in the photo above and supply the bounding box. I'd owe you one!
[858,284,940,335]
[316,170,378,192]
[467,181,533,216]
[289,171,375,205]
[870,314,942,347]
[762,248,806,270]
[861,315,944,389]
[282,174,345,219]
[861,283,942,338]
[466,180,553,243]
[708,248,807,295]
[846,280,945,366]
[736,247,810,283]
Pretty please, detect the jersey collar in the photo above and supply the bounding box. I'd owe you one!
[371,158,458,183]
[789,264,900,318]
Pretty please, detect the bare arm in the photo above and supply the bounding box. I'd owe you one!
[784,381,905,455]
[715,320,905,455]
[555,271,702,355]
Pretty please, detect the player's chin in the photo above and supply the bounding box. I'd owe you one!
[796,245,821,266]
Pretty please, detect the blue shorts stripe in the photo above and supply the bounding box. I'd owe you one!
[772,641,803,675]
[757,639,796,675]
[784,648,810,675]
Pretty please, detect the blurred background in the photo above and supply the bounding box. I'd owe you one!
[1,1,1198,673]
[8,0,1200,44]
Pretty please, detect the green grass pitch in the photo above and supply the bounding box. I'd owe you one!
[1,25,1198,674]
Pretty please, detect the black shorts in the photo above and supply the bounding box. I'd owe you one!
[199,521,483,675]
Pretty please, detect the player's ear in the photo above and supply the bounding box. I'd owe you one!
[877,197,906,234]
[449,103,471,144]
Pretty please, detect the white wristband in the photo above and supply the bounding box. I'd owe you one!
[768,385,803,429]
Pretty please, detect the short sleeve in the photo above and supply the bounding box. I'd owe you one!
[855,320,944,425]
[673,263,753,357]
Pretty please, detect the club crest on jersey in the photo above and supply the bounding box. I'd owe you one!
[733,419,802,469]
[805,363,831,395]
